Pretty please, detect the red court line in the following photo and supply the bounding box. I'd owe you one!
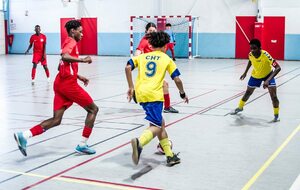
[166,91,245,127]
[22,142,130,190]
[60,175,162,190]
[100,89,216,121]
[22,91,244,190]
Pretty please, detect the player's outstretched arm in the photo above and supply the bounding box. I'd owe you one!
[173,77,189,103]
[25,43,33,54]
[125,64,134,102]
[240,60,252,80]
[263,61,281,89]
[77,74,89,86]
[61,53,92,64]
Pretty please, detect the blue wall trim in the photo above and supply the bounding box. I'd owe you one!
[98,33,129,56]
[8,32,300,60]
[195,33,235,58]
[285,34,300,60]
[10,33,60,54]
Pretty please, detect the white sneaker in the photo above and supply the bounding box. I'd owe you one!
[47,77,50,82]
[31,79,35,85]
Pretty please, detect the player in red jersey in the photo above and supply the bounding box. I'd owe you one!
[14,20,99,156]
[25,25,50,84]
[134,22,179,113]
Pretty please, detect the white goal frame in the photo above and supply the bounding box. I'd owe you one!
[130,15,193,59]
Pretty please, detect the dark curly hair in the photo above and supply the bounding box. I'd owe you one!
[65,20,81,33]
[146,31,170,48]
[249,38,261,48]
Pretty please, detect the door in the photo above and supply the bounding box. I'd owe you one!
[263,16,285,60]
[60,18,75,49]
[235,16,256,59]
[79,18,98,55]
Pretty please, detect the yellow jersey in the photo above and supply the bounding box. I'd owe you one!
[249,50,274,79]
[128,51,180,103]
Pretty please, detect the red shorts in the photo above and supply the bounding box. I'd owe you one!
[32,53,47,65]
[53,75,93,111]
[166,43,175,51]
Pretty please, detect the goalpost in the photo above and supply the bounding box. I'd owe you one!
[130,15,193,59]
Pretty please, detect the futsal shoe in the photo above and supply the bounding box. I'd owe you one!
[31,79,35,85]
[131,138,143,165]
[166,152,181,167]
[230,107,243,115]
[75,144,96,155]
[164,106,179,113]
[47,77,50,83]
[173,58,176,61]
[14,132,28,156]
[272,115,280,122]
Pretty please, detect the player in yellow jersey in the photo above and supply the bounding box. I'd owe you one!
[125,31,189,167]
[231,39,281,122]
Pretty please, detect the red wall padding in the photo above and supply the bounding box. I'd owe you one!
[263,17,285,60]
[60,18,75,49]
[235,16,256,59]
[79,18,98,55]
[60,18,97,55]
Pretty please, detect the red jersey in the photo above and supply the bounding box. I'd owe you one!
[137,36,153,53]
[58,37,79,80]
[30,34,46,54]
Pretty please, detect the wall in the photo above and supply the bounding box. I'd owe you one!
[7,0,300,60]
[260,0,300,60]
[0,11,4,55]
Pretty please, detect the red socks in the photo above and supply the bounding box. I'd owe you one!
[45,69,50,78]
[164,94,170,108]
[82,126,93,138]
[31,68,36,79]
[30,125,44,137]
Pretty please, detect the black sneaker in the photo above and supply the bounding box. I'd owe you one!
[230,107,243,115]
[167,153,181,167]
[164,106,179,113]
[131,138,143,165]
[172,58,176,61]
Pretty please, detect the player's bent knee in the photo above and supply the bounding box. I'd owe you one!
[271,96,279,103]
[53,118,62,126]
[245,89,254,96]
[86,104,99,114]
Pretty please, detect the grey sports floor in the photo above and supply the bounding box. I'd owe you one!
[0,55,299,190]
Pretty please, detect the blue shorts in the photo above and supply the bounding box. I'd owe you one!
[140,102,163,127]
[248,73,276,88]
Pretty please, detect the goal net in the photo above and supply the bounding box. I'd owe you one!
[130,15,192,58]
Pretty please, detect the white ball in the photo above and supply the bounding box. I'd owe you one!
[157,140,173,154]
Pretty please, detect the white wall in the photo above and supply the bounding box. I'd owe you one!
[162,0,257,33]
[261,0,300,34]
[10,0,78,33]
[0,11,5,55]
[8,0,300,34]
[9,0,257,34]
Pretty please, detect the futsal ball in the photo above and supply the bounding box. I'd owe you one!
[157,140,173,154]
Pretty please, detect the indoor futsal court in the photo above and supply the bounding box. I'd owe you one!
[0,0,300,190]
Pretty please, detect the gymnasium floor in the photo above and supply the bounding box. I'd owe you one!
[0,55,299,190]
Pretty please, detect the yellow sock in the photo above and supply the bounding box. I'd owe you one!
[238,99,245,109]
[138,130,153,147]
[274,107,279,116]
[160,138,173,157]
